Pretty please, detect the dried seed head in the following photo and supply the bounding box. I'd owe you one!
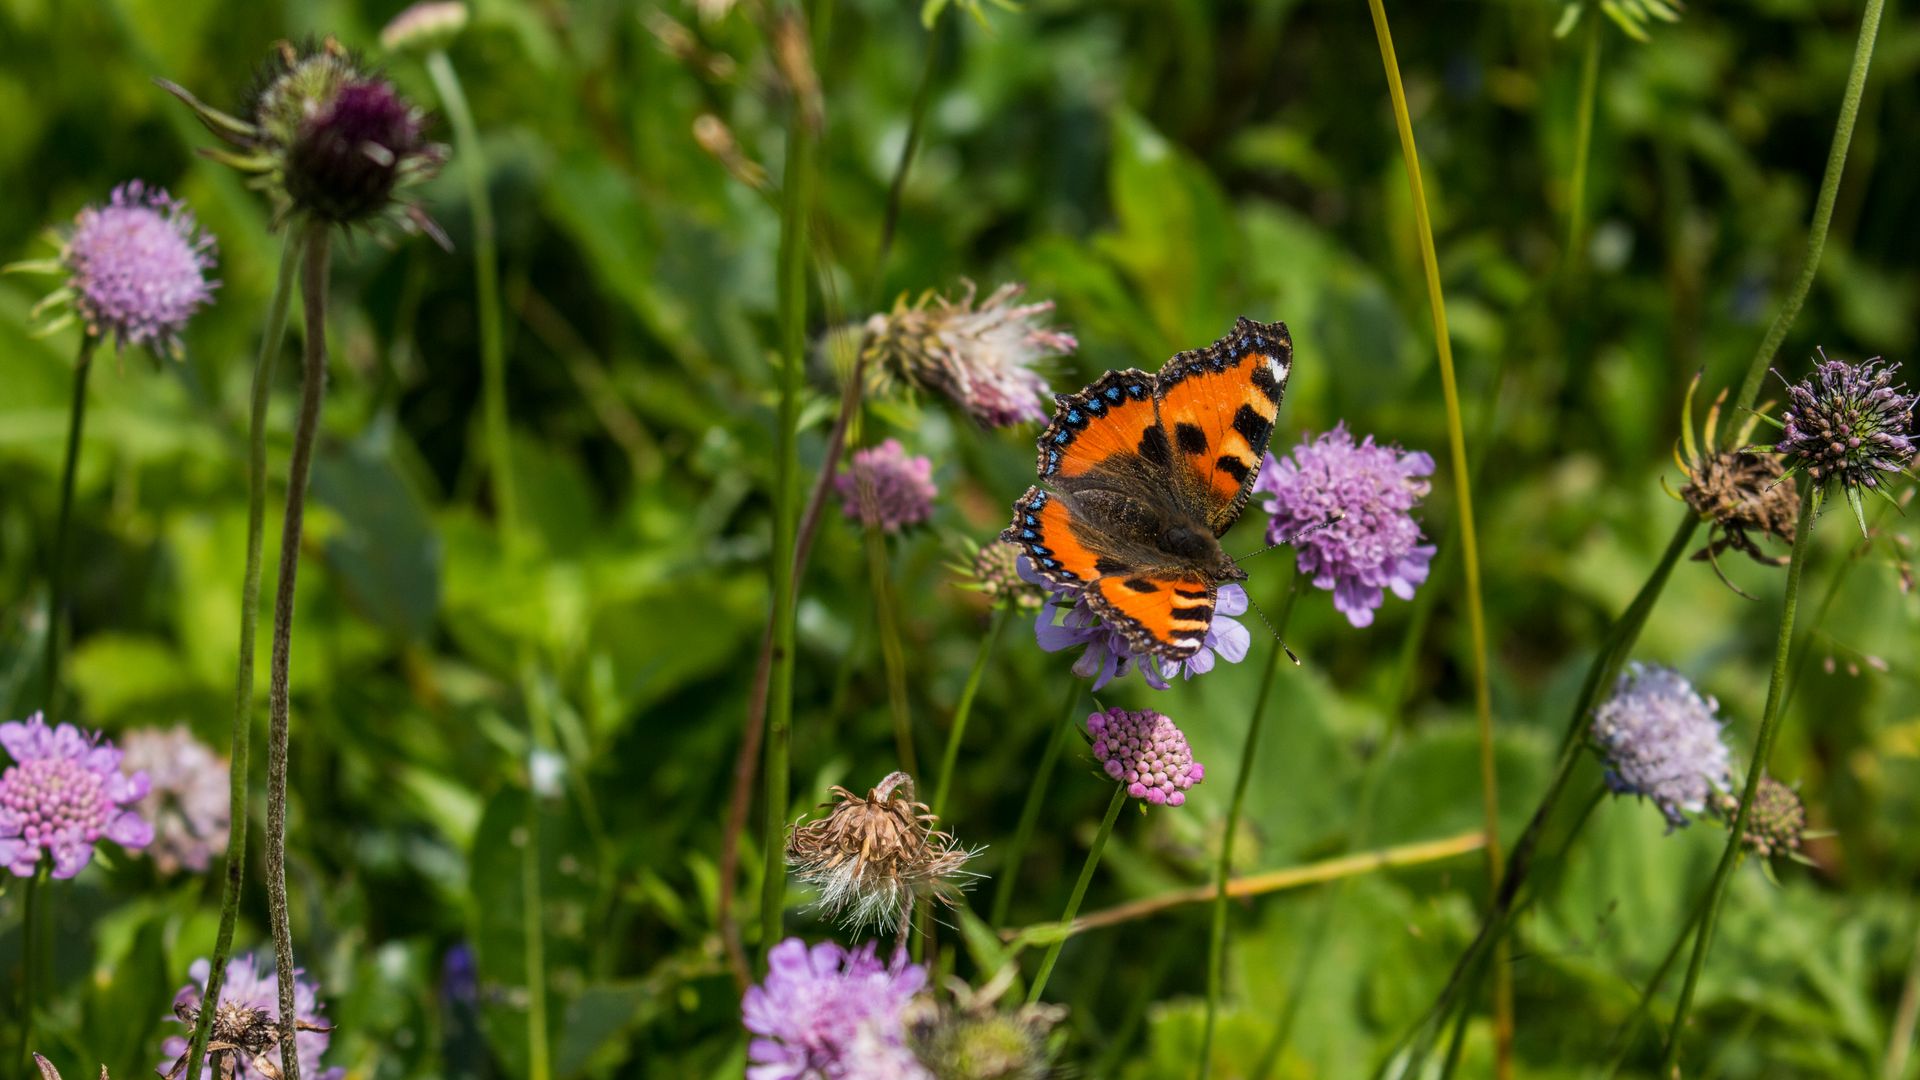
[859,282,1075,428]
[786,772,979,933]
[1681,449,1799,562]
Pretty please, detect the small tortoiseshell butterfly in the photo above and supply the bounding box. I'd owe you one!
[1001,316,1292,661]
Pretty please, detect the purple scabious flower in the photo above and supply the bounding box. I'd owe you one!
[859,282,1077,428]
[1087,707,1204,807]
[1254,424,1436,628]
[54,181,218,356]
[1591,664,1733,831]
[161,954,342,1080]
[1021,559,1249,690]
[119,725,230,876]
[741,937,931,1080]
[0,712,151,878]
[1774,352,1916,532]
[837,439,937,533]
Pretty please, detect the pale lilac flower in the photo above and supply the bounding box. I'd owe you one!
[1022,559,1247,690]
[161,954,341,1080]
[1591,664,1733,831]
[0,712,151,878]
[741,937,930,1080]
[859,282,1076,428]
[1087,707,1205,807]
[837,439,937,532]
[1775,352,1915,533]
[119,725,229,875]
[1255,424,1436,627]
[58,181,218,355]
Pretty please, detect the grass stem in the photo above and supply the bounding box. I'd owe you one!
[1026,783,1127,1005]
[1565,13,1602,271]
[865,525,918,775]
[991,680,1082,928]
[933,606,1006,820]
[41,335,98,723]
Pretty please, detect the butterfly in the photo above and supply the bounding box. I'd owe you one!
[1001,316,1292,661]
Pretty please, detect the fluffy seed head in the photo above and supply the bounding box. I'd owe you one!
[0,713,151,878]
[1255,424,1436,627]
[786,772,979,933]
[741,937,931,1080]
[859,282,1076,428]
[1591,664,1732,831]
[1087,707,1204,807]
[55,181,218,355]
[119,725,230,875]
[837,438,937,533]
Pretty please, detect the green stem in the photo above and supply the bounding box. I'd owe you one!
[1660,483,1817,1073]
[933,607,1007,819]
[185,229,304,1080]
[1732,0,1883,416]
[17,865,44,1067]
[1363,0,1507,1070]
[1200,568,1301,1078]
[864,526,918,775]
[991,680,1083,928]
[760,23,819,955]
[41,336,99,722]
[1597,882,1712,1079]
[1565,12,1602,270]
[265,223,331,1080]
[519,658,554,1080]
[871,20,942,298]
[1027,783,1128,1005]
[425,50,517,547]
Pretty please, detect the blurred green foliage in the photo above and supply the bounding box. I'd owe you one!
[1,0,1918,1076]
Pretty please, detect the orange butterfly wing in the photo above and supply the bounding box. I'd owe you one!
[1154,318,1292,535]
[1004,486,1109,588]
[1093,574,1216,659]
[1033,370,1161,482]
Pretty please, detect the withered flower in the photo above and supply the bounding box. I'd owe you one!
[787,772,979,934]
[1668,373,1800,596]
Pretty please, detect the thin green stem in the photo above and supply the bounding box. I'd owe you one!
[864,526,918,775]
[871,20,942,298]
[760,22,819,955]
[265,223,331,1080]
[185,229,305,1080]
[1363,1,1507,1070]
[425,50,518,548]
[933,607,1007,819]
[1200,568,1301,1078]
[1027,783,1128,1005]
[1660,482,1817,1073]
[1597,882,1712,1078]
[1565,13,1602,269]
[41,336,99,722]
[519,660,554,1080]
[1733,0,1883,416]
[991,680,1083,928]
[17,865,44,1067]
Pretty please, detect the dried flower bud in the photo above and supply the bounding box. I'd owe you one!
[380,1,469,54]
[786,772,979,933]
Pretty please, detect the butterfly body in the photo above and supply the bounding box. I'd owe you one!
[1003,317,1292,662]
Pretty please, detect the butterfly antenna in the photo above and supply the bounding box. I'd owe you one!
[1240,591,1301,666]
[1234,510,1346,564]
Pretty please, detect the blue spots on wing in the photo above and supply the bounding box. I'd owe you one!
[1053,430,1070,445]
[1086,397,1106,414]
[1067,408,1083,425]
[1105,387,1123,402]
[1021,528,1037,539]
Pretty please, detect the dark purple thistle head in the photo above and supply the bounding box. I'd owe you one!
[1775,352,1916,531]
[285,79,427,225]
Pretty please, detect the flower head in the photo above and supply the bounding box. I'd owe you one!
[1775,352,1916,532]
[1022,562,1248,690]
[380,1,469,53]
[161,39,446,240]
[787,772,978,934]
[8,181,219,356]
[904,974,1062,1080]
[1591,664,1732,831]
[1670,375,1800,582]
[0,713,151,878]
[119,726,230,875]
[161,954,340,1080]
[742,937,931,1080]
[1721,776,1807,860]
[1255,424,1436,627]
[952,541,1048,612]
[837,439,937,532]
[1087,707,1204,807]
[860,282,1076,428]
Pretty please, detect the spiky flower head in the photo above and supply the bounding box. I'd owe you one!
[952,541,1048,612]
[1254,424,1436,628]
[1023,562,1249,690]
[860,282,1076,428]
[742,937,931,1080]
[837,438,937,532]
[0,713,151,878]
[7,181,219,357]
[1591,664,1733,831]
[161,954,341,1080]
[1720,776,1807,860]
[380,1,470,53]
[118,725,230,875]
[160,39,446,241]
[787,772,979,934]
[905,973,1063,1080]
[1087,707,1205,807]
[1773,351,1916,533]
